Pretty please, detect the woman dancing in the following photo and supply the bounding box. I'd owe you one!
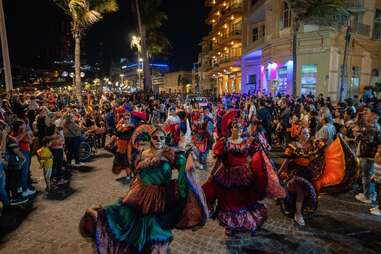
[202,110,285,236]
[279,126,359,226]
[80,125,207,253]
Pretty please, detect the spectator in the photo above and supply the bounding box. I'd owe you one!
[11,119,35,197]
[355,106,381,205]
[63,113,82,167]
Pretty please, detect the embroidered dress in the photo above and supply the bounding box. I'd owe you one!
[279,135,359,216]
[202,137,285,234]
[92,150,207,253]
[112,124,135,174]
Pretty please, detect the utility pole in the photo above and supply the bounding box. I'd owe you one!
[339,25,351,102]
[135,0,152,94]
[0,0,13,92]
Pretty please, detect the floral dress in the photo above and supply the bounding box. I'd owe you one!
[202,137,285,234]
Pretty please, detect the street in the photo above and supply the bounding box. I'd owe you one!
[0,150,380,254]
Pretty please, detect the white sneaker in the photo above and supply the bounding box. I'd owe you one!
[355,193,372,204]
[370,207,381,216]
[22,188,36,197]
[75,162,85,167]
[370,207,378,212]
[294,214,305,226]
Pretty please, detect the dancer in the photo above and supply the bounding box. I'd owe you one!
[80,125,207,254]
[112,112,135,183]
[202,110,285,236]
[191,110,213,169]
[279,127,359,226]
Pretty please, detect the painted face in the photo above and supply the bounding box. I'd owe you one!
[231,122,243,137]
[151,131,166,150]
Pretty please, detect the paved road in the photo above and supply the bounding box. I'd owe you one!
[0,151,380,254]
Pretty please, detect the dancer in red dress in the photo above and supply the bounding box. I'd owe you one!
[202,110,285,236]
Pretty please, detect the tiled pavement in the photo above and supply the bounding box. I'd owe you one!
[0,151,380,254]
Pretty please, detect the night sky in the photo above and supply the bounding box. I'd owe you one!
[4,0,209,71]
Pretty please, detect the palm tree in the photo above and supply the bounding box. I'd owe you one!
[133,0,168,94]
[286,0,345,96]
[53,0,118,104]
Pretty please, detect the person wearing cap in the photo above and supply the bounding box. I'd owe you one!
[354,105,381,205]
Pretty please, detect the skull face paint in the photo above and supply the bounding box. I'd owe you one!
[151,130,166,150]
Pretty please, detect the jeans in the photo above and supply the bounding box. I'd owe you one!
[360,158,376,203]
[0,163,9,206]
[376,182,381,209]
[65,137,80,164]
[21,151,30,191]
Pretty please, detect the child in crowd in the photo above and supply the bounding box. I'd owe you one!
[37,138,53,192]
[371,144,381,216]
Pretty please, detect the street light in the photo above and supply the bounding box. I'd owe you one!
[120,74,124,86]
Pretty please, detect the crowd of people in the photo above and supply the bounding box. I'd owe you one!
[0,87,381,253]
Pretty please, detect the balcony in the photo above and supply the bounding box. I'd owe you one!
[352,22,371,36]
[345,0,366,13]
[221,29,242,42]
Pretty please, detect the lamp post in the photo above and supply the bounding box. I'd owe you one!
[0,0,13,91]
[120,74,124,87]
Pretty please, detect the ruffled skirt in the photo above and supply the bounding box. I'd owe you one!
[95,199,172,254]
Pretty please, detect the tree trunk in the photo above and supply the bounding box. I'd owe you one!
[292,19,300,96]
[339,26,351,102]
[135,0,153,94]
[74,32,82,105]
[0,0,13,92]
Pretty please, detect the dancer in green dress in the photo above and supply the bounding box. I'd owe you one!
[80,125,207,254]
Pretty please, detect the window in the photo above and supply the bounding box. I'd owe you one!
[232,21,242,34]
[281,1,291,29]
[252,27,259,42]
[350,66,361,96]
[261,24,266,38]
[301,64,317,95]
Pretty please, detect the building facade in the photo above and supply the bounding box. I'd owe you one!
[120,58,170,91]
[241,0,381,100]
[161,71,193,94]
[199,0,244,95]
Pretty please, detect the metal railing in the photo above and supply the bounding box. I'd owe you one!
[352,22,371,36]
[345,0,365,10]
[373,29,381,40]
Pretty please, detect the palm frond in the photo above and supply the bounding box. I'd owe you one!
[287,0,346,23]
[83,10,103,25]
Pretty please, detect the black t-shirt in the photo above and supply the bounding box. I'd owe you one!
[6,136,20,169]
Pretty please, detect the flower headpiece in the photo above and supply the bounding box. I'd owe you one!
[220,109,242,138]
[131,124,153,149]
